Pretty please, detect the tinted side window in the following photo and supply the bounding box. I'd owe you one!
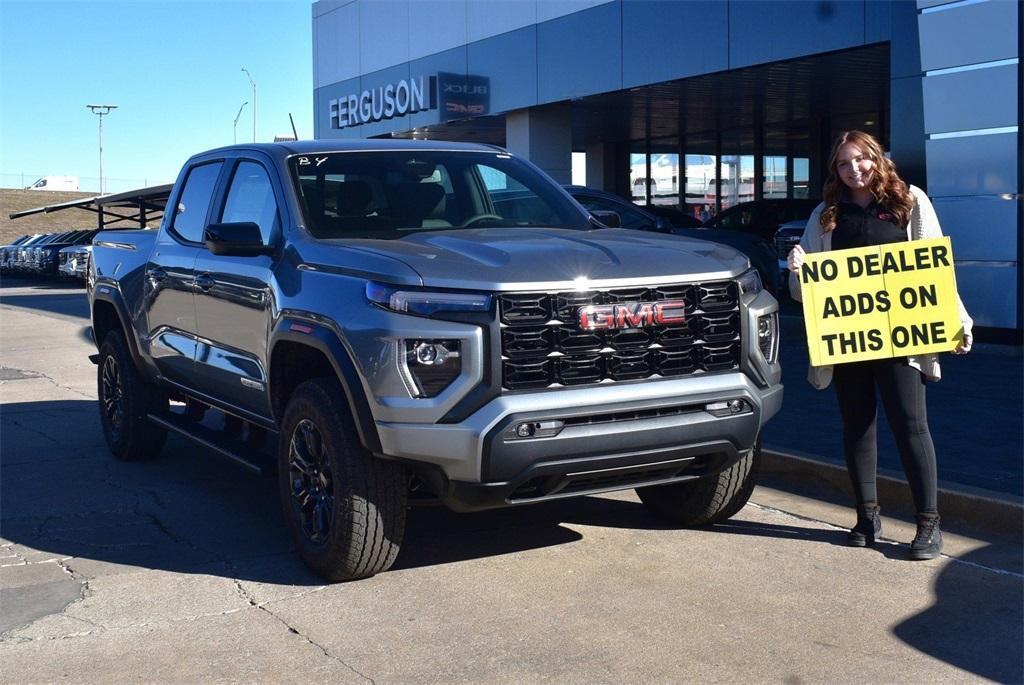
[172,162,223,243]
[221,162,279,244]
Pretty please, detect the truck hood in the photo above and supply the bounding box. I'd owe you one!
[335,227,749,290]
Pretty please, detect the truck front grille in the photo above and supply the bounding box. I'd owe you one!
[499,281,741,391]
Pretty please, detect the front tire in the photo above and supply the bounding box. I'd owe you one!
[636,441,760,526]
[278,377,407,582]
[97,331,167,461]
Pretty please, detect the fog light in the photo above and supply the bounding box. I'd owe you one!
[414,342,452,365]
[400,340,461,397]
[706,399,752,417]
[758,312,779,364]
[507,420,565,440]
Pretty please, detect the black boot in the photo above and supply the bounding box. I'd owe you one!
[909,513,943,560]
[847,503,881,547]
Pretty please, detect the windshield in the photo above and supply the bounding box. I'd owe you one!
[289,150,590,239]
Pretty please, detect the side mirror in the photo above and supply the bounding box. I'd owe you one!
[654,216,673,233]
[204,222,274,257]
[591,210,621,228]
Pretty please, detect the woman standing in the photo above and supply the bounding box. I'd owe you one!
[787,130,973,560]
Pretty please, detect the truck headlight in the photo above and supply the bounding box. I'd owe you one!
[399,339,461,397]
[736,268,763,295]
[757,312,779,364]
[367,282,491,317]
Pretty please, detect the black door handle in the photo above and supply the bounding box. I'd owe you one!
[194,273,215,292]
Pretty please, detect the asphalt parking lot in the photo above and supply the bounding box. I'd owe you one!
[1,279,1022,684]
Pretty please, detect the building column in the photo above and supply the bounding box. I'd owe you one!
[505,104,572,184]
[584,142,618,191]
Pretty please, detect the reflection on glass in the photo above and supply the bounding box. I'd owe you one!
[571,152,586,186]
[685,154,716,221]
[793,157,810,198]
[629,153,647,203]
[649,153,679,206]
[763,156,787,199]
[720,154,754,211]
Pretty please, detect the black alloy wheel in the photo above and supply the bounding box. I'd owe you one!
[101,354,125,443]
[288,418,335,545]
[96,330,167,461]
[277,377,407,581]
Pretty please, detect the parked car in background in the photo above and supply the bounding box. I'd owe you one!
[0,234,40,272]
[24,232,76,274]
[773,218,810,295]
[14,233,61,273]
[564,185,778,293]
[641,204,704,229]
[58,244,93,281]
[34,229,97,277]
[702,198,819,241]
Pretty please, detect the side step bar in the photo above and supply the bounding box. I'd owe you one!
[147,412,276,477]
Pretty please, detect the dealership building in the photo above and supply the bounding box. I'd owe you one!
[311,0,1021,335]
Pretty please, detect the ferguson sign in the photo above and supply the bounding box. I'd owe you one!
[328,75,437,129]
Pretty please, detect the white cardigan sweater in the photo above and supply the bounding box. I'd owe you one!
[788,185,973,389]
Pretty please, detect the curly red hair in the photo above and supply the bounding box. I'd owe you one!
[820,131,914,233]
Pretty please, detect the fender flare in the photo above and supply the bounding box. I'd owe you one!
[269,317,382,455]
[91,285,147,373]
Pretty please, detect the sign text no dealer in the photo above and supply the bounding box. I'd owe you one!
[799,237,965,366]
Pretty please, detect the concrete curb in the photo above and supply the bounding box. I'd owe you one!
[761,447,1023,539]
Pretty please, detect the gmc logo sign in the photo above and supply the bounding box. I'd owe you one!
[578,300,687,330]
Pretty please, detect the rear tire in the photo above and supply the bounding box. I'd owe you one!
[278,377,407,582]
[97,331,167,461]
[636,441,760,526]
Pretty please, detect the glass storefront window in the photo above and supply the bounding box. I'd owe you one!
[793,157,809,198]
[629,153,649,203]
[720,154,753,211]
[684,153,716,221]
[763,156,787,199]
[571,152,586,186]
[649,153,679,206]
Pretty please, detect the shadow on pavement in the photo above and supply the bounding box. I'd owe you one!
[893,545,1024,683]
[0,277,85,291]
[0,292,89,320]
[1,399,586,584]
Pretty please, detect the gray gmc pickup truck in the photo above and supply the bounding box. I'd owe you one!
[88,140,782,581]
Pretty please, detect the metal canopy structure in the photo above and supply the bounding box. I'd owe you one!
[7,183,174,230]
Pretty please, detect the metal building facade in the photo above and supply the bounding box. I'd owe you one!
[312,0,1021,333]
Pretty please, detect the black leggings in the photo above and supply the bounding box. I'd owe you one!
[833,358,938,514]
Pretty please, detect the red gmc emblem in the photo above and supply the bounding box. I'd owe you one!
[578,300,687,330]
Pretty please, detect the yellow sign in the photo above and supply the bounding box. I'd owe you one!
[799,237,964,366]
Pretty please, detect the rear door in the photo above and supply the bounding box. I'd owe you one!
[144,161,224,386]
[192,156,280,420]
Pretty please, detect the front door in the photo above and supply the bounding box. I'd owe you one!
[193,159,279,420]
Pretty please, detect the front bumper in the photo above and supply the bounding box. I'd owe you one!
[378,370,782,511]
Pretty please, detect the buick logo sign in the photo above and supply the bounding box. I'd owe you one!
[578,301,687,330]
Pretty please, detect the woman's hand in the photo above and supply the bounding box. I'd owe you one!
[787,245,805,273]
[953,333,973,355]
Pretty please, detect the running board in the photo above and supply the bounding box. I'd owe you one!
[147,412,275,477]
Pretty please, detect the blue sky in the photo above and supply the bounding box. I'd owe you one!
[0,1,314,193]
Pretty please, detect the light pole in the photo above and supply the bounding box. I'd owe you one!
[233,101,248,144]
[86,104,118,194]
[241,68,256,143]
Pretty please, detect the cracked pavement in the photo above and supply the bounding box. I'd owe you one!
[2,281,1021,683]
